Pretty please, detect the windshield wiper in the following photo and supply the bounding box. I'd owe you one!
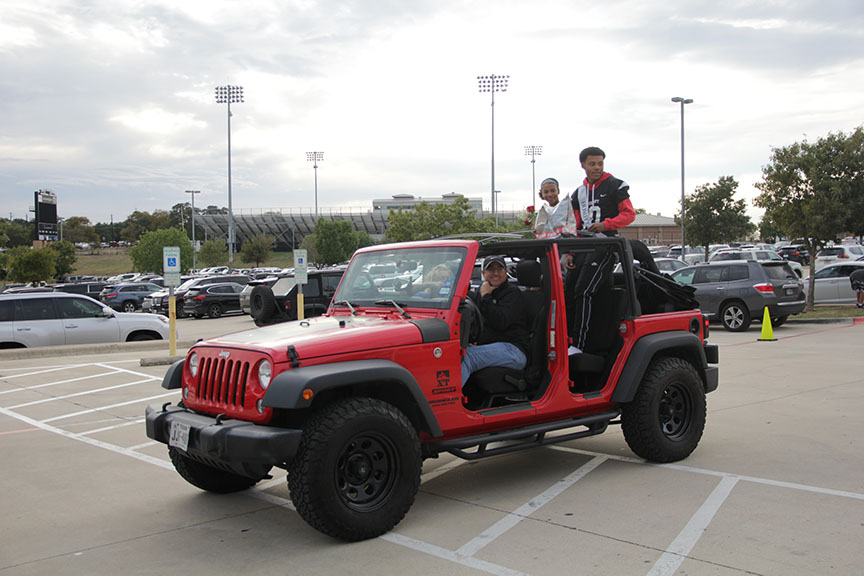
[333,300,358,315]
[374,299,411,319]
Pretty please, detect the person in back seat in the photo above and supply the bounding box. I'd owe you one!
[461,256,530,387]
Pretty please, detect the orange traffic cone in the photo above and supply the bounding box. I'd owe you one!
[758,307,777,341]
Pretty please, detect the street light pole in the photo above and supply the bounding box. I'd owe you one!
[185,190,200,271]
[671,96,693,249]
[306,152,324,217]
[524,145,542,209]
[478,74,509,219]
[215,85,244,263]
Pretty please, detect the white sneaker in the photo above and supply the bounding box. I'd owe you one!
[568,346,582,355]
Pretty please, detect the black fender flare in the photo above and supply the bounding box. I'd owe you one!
[162,359,184,390]
[611,332,710,404]
[262,359,443,437]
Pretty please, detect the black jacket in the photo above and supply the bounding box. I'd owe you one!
[471,281,530,355]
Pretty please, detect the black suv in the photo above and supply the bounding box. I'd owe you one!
[778,244,810,265]
[147,275,250,317]
[243,268,344,326]
[183,282,246,319]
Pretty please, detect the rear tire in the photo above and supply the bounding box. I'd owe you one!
[169,447,264,493]
[621,357,706,463]
[288,398,421,541]
[720,301,751,332]
[207,303,223,318]
[771,315,788,327]
[122,301,137,313]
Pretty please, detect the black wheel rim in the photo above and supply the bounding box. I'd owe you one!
[658,382,693,440]
[335,432,398,511]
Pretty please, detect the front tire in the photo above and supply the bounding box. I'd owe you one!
[168,447,264,493]
[621,357,706,463]
[720,301,751,332]
[288,398,421,541]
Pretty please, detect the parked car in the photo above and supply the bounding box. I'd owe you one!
[778,244,810,266]
[99,282,163,313]
[0,292,170,348]
[183,282,246,318]
[815,245,864,270]
[671,261,805,331]
[803,262,864,304]
[146,275,250,317]
[244,269,344,325]
[653,257,688,273]
[52,282,108,297]
[709,249,803,278]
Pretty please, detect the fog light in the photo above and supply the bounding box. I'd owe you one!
[183,387,189,399]
[257,399,265,414]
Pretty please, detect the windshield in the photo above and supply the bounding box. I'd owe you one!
[334,246,467,310]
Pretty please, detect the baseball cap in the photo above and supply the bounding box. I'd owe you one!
[482,255,507,271]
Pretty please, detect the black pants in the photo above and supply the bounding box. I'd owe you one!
[565,247,615,351]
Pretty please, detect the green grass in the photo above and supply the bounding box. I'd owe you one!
[795,305,864,319]
[71,248,296,277]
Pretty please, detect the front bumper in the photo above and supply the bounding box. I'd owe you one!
[145,403,302,476]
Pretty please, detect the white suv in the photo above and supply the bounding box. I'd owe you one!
[815,245,864,270]
[709,249,803,278]
[0,292,171,349]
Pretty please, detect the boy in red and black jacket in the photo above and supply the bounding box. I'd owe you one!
[571,146,635,236]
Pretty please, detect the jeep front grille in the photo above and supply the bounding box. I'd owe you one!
[198,357,250,408]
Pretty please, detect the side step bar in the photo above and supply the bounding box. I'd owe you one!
[428,409,620,461]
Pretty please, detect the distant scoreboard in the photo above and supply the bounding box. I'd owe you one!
[35,189,58,241]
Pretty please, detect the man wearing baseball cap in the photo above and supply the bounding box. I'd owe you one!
[461,255,530,387]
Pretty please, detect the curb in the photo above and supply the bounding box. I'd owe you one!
[0,340,198,361]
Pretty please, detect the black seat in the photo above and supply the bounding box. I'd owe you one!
[464,259,548,408]
[569,287,628,392]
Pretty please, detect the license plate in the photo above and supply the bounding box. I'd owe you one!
[169,421,190,451]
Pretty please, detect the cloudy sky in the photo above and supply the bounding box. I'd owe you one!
[2,0,863,226]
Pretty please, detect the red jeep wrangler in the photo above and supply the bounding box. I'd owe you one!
[146,236,718,541]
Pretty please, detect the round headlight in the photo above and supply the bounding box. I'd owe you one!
[189,353,199,378]
[258,360,272,390]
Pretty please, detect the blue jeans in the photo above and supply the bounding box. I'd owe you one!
[462,342,527,387]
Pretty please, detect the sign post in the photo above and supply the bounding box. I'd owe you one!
[163,246,182,355]
[294,249,308,320]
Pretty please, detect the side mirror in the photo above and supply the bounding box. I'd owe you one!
[102,307,115,318]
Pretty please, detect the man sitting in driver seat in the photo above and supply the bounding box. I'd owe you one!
[461,256,530,387]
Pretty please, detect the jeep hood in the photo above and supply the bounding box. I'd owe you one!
[200,315,428,361]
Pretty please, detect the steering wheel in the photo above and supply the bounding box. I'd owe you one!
[459,297,484,348]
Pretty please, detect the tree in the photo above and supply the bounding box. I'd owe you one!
[129,228,193,273]
[121,211,152,242]
[240,234,275,267]
[755,127,864,309]
[197,239,228,267]
[385,197,485,242]
[2,220,33,247]
[48,240,77,280]
[681,176,755,259]
[7,246,55,283]
[315,219,359,266]
[62,216,99,244]
[299,234,318,266]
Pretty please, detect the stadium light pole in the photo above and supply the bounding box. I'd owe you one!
[185,190,200,271]
[671,96,693,249]
[215,85,244,263]
[306,151,324,217]
[478,74,509,219]
[524,145,542,209]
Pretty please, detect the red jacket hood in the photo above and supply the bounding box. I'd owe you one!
[583,172,612,188]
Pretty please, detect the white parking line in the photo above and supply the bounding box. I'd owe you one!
[41,392,176,423]
[456,455,607,558]
[7,377,160,409]
[0,371,121,395]
[79,418,146,436]
[381,533,529,576]
[646,475,739,576]
[127,441,158,451]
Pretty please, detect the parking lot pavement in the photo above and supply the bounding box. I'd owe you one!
[1,320,863,575]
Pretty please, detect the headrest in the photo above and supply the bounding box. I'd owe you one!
[515,259,542,288]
